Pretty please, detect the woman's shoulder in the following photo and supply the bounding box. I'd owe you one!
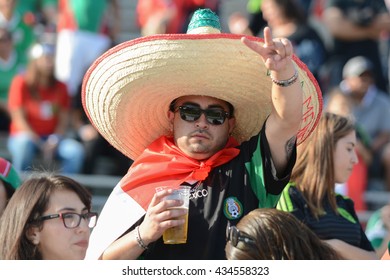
[283,182,301,196]
[334,194,359,223]
[335,193,354,204]
[335,193,355,209]
[277,182,306,211]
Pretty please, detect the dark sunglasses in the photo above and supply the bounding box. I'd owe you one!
[175,105,230,125]
[226,221,256,247]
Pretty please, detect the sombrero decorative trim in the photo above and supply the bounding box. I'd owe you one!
[82,13,322,161]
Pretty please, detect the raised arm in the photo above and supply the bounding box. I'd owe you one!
[241,27,302,174]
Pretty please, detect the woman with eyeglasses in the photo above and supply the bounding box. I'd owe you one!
[225,208,341,260]
[0,174,97,260]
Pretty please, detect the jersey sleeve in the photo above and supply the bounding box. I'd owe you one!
[277,184,307,222]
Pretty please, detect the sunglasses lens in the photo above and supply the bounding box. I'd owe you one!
[226,222,231,241]
[179,106,201,122]
[231,227,239,247]
[226,222,239,247]
[205,110,225,125]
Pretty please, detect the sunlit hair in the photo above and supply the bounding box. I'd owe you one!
[291,112,355,218]
[25,44,57,99]
[225,208,341,260]
[0,173,92,260]
[325,87,353,116]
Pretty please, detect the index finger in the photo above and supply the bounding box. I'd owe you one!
[263,26,274,46]
[149,189,173,208]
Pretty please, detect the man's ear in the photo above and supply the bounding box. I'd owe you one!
[228,117,236,135]
[167,110,175,131]
[167,110,174,121]
[26,226,40,245]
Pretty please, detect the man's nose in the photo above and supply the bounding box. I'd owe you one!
[195,113,209,128]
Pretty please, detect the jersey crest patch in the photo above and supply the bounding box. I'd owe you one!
[223,197,243,220]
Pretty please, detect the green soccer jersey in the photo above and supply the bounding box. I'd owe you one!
[69,0,107,33]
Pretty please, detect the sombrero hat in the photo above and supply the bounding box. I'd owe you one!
[82,9,322,160]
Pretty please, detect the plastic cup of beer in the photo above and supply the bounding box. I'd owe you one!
[161,186,191,244]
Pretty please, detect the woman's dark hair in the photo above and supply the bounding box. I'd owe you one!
[225,208,342,260]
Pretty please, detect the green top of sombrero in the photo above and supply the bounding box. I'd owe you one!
[187,9,221,33]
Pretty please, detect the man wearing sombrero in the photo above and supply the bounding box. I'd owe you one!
[82,9,322,259]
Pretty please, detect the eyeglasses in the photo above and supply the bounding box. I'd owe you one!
[38,212,98,229]
[226,221,256,247]
[175,105,230,125]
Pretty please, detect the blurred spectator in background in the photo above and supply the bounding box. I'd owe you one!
[0,27,25,132]
[136,0,219,36]
[228,0,326,86]
[0,157,21,216]
[0,174,97,259]
[386,0,390,94]
[339,56,390,192]
[136,0,179,35]
[55,0,120,98]
[322,0,390,93]
[228,0,266,36]
[365,203,390,257]
[15,0,58,34]
[71,84,133,176]
[7,42,85,174]
[228,0,315,36]
[260,0,327,87]
[0,0,36,65]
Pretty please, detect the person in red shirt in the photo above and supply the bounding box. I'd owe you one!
[136,0,219,35]
[7,43,85,174]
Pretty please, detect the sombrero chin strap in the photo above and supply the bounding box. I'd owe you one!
[120,136,240,210]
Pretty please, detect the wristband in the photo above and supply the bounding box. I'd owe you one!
[270,69,298,87]
[135,226,148,250]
